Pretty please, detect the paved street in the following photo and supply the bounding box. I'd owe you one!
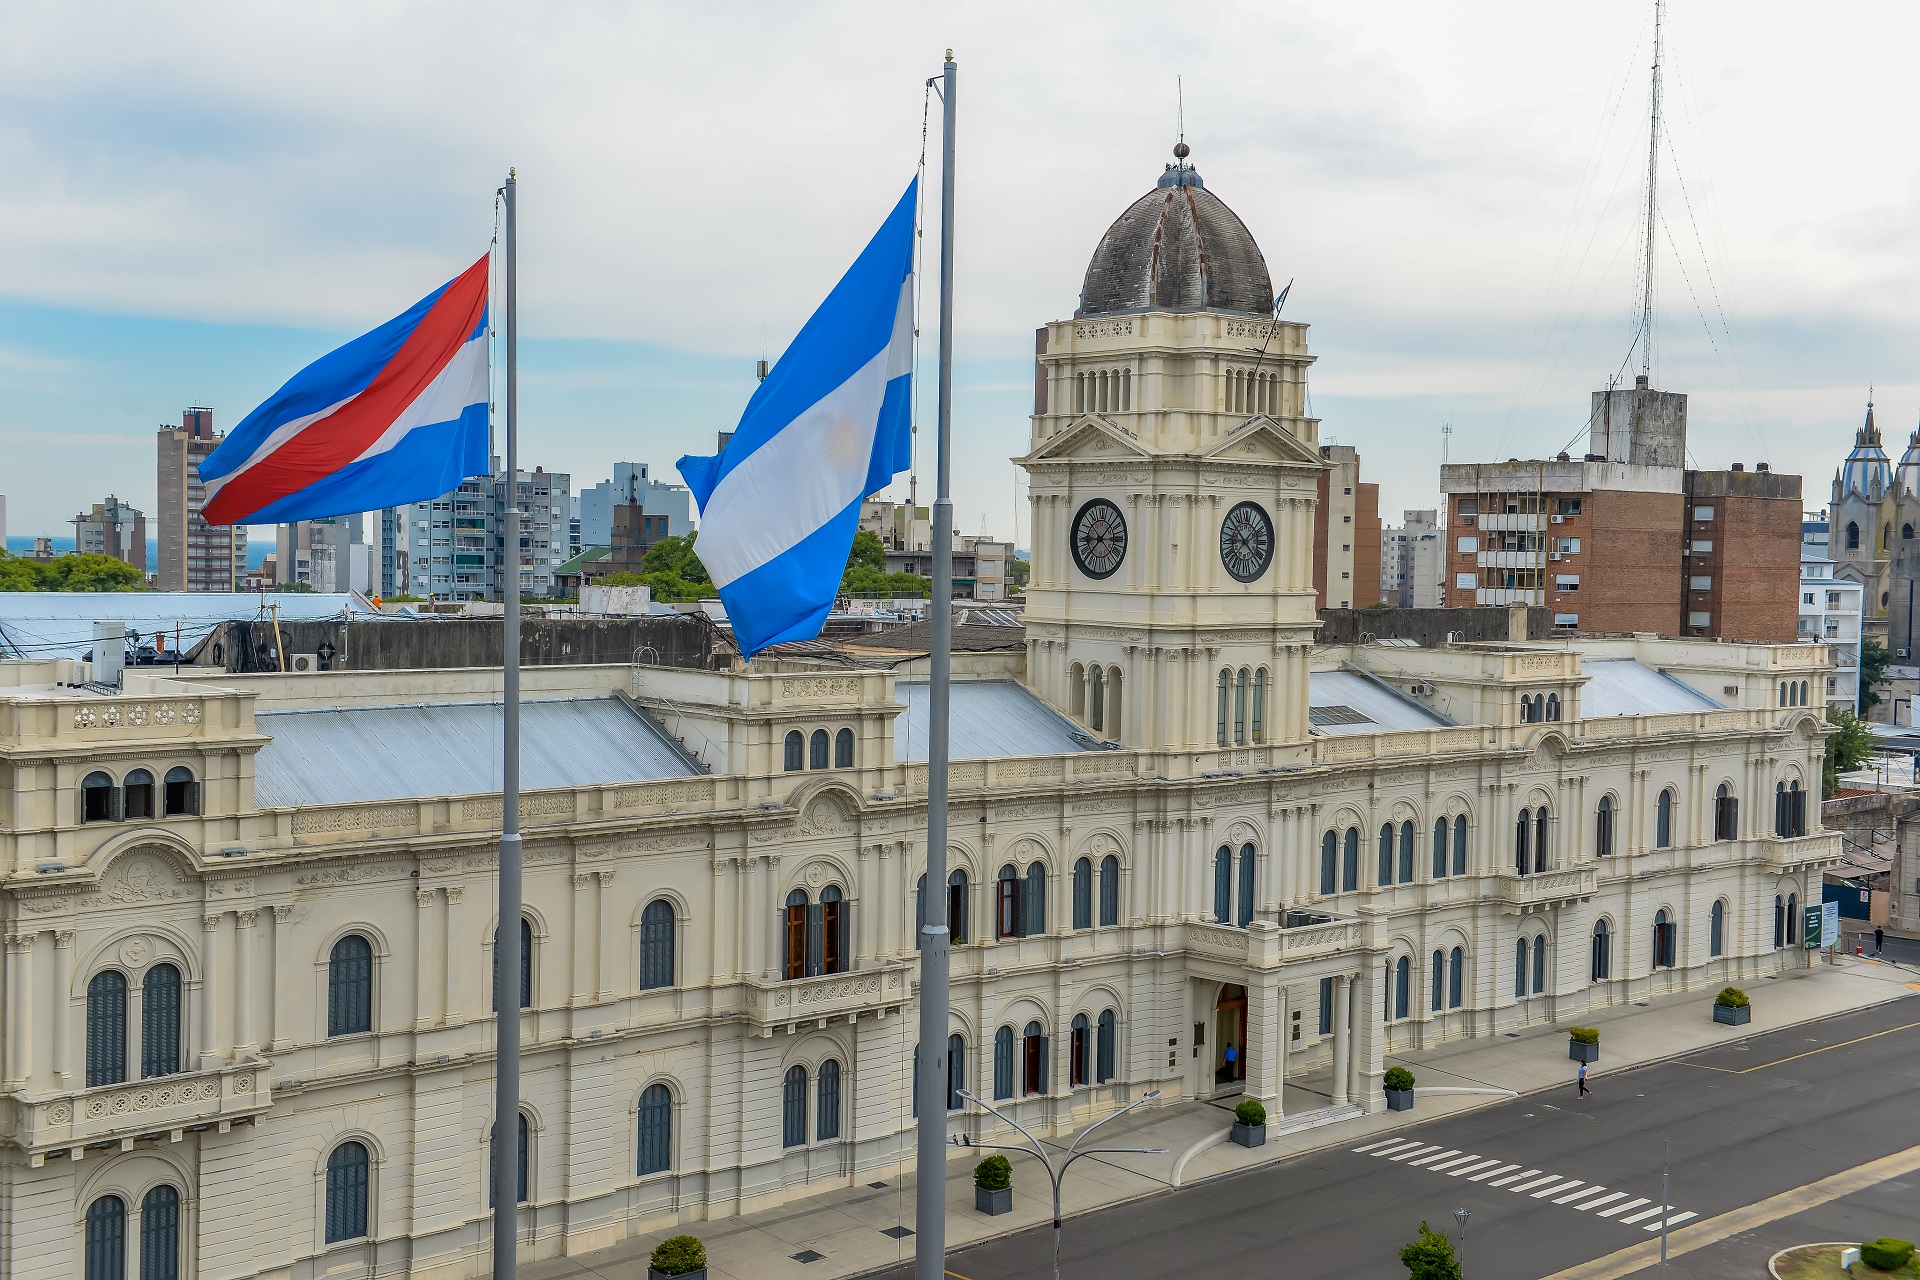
[872,1001,1920,1280]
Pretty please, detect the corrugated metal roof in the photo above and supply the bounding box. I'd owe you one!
[1308,668,1454,736]
[253,696,698,807]
[0,591,378,660]
[1579,658,1721,717]
[894,679,1096,761]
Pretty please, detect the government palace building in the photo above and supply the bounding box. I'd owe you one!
[0,148,1839,1280]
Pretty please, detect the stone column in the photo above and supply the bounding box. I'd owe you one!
[855,843,875,962]
[270,905,293,1050]
[1352,962,1385,1111]
[1194,816,1215,920]
[415,889,438,1029]
[443,886,465,1025]
[596,870,615,999]
[1329,973,1351,1107]
[1245,971,1284,1109]
[200,913,223,1069]
[570,875,594,1007]
[234,911,258,1053]
[53,931,73,1087]
[5,933,34,1087]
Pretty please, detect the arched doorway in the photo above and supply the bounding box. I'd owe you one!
[1215,984,1247,1086]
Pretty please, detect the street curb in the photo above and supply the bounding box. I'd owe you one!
[841,983,1919,1279]
[1767,1243,1858,1280]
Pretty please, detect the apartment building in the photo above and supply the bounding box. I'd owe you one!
[156,408,246,593]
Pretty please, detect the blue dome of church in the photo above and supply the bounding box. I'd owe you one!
[1896,425,1920,497]
[1838,402,1891,501]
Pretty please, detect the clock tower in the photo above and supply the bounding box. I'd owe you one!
[1019,145,1326,761]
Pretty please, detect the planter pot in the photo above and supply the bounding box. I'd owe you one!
[1230,1121,1267,1148]
[1713,1003,1751,1026]
[975,1185,1012,1216]
[1569,1040,1599,1064]
[649,1271,706,1280]
[1385,1087,1414,1111]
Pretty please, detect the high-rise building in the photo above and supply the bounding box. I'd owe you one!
[577,463,692,549]
[1380,509,1442,608]
[401,462,570,600]
[157,407,245,592]
[275,516,367,594]
[1312,445,1381,609]
[71,495,147,573]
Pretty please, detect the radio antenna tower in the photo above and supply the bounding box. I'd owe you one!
[1636,0,1663,380]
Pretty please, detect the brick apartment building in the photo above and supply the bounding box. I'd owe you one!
[71,494,146,573]
[1441,376,1799,640]
[1312,443,1381,608]
[156,407,246,592]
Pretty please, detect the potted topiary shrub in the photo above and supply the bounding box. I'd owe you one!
[1231,1097,1268,1147]
[648,1235,707,1280]
[1861,1237,1916,1272]
[973,1154,1013,1216]
[1384,1066,1416,1111]
[1712,987,1751,1026]
[1568,1027,1600,1063]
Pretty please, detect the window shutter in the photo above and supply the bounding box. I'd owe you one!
[805,904,825,977]
[140,1186,180,1280]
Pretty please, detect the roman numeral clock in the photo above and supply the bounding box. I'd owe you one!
[1070,498,1128,580]
[1219,500,1275,582]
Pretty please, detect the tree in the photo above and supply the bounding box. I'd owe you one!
[1010,554,1031,590]
[1824,705,1876,795]
[271,580,317,593]
[1399,1220,1464,1280]
[0,550,146,592]
[845,529,886,574]
[1858,636,1890,711]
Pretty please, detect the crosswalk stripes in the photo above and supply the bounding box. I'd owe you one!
[1351,1139,1697,1231]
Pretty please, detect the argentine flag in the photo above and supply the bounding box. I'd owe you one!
[679,179,917,656]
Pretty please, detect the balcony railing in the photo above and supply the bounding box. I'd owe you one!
[7,1059,270,1158]
[742,962,913,1032]
[1487,866,1595,911]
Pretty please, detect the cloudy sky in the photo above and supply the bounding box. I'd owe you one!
[6,1,1920,544]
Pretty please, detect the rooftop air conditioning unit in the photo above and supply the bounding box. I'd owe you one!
[1549,552,1561,561]
[289,653,319,673]
[1551,514,1564,523]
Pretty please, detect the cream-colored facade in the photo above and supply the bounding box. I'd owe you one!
[0,152,1842,1280]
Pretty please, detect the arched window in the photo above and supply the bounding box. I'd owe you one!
[1096,1009,1117,1083]
[834,728,854,768]
[1433,818,1450,879]
[1251,669,1267,743]
[1099,855,1120,926]
[786,886,847,978]
[1596,796,1615,857]
[1089,665,1106,733]
[1514,938,1529,998]
[1714,783,1737,841]
[785,888,809,978]
[1515,808,1532,876]
[1105,666,1122,740]
[141,962,181,1079]
[1025,861,1047,934]
[1710,900,1726,958]
[636,1083,673,1175]
[1238,843,1256,927]
[85,1195,126,1280]
[1393,955,1411,1020]
[1070,1013,1091,1086]
[809,729,829,770]
[1320,831,1337,895]
[1233,668,1248,745]
[993,1026,1015,1099]
[140,1184,180,1280]
[1778,681,1788,707]
[997,865,1020,939]
[947,1032,966,1111]
[1800,680,1810,706]
[1453,814,1468,875]
[82,770,118,823]
[1216,670,1230,746]
[1787,893,1800,944]
[1398,821,1415,884]
[1073,857,1094,930]
[821,885,845,974]
[328,935,374,1036]
[492,918,532,1011]
[1068,663,1086,719]
[818,1060,841,1140]
[1845,521,1859,550]
[1342,827,1360,892]
[1536,810,1549,869]
[1546,693,1561,722]
[1778,779,1806,838]
[1378,822,1395,886]
[639,899,675,990]
[782,1065,808,1147]
[1021,1021,1048,1095]
[1653,909,1677,969]
[87,970,128,1087]
[1214,845,1233,923]
[123,769,154,820]
[324,1141,371,1243]
[1774,895,1786,948]
[489,1113,530,1206]
[1905,523,1914,541]
[1429,950,1445,1013]
[1656,788,1674,849]
[1591,920,1612,982]
[1519,694,1533,724]
[1531,936,1546,994]
[162,767,198,817]
[783,731,803,771]
[1449,946,1464,1009]
[949,869,970,945]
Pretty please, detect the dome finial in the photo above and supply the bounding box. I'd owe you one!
[1173,141,1190,160]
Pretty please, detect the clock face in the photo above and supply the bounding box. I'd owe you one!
[1071,499,1128,580]
[1219,501,1275,582]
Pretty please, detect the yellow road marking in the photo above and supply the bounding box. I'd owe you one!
[1539,1141,1920,1280]
[1676,1018,1920,1074]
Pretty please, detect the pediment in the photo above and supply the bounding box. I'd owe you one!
[1020,415,1153,465]
[1199,417,1327,468]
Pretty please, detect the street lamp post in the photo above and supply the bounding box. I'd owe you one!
[1452,1206,1471,1273]
[952,1088,1168,1280]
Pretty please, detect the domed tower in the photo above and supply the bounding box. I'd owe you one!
[1832,401,1892,617]
[1018,145,1325,759]
[1889,424,1920,654]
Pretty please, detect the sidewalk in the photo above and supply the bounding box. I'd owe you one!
[524,957,1917,1280]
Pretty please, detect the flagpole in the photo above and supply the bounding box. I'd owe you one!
[493,167,524,1280]
[915,50,956,1280]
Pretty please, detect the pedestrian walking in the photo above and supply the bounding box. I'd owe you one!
[1577,1060,1591,1097]
[1875,926,1885,956]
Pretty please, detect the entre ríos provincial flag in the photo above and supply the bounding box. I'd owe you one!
[199,255,491,525]
[678,179,916,656]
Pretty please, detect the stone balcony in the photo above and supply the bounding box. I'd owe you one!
[4,1058,271,1161]
[1764,832,1843,875]
[1486,866,1596,914]
[1186,913,1368,974]
[741,962,913,1035]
